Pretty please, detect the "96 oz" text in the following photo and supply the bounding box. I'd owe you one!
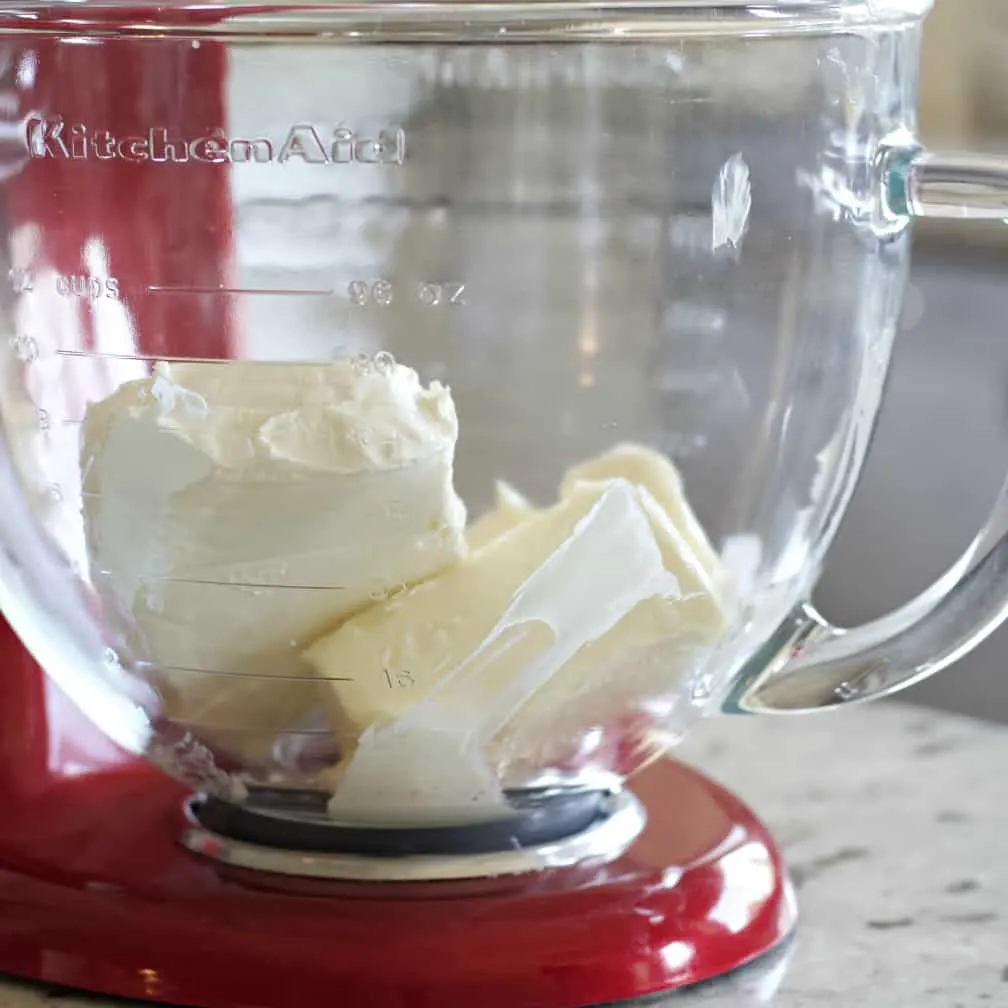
[348,280,465,308]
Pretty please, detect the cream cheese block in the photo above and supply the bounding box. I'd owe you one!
[80,357,467,767]
[306,473,729,820]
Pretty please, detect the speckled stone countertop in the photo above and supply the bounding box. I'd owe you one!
[0,702,1005,1007]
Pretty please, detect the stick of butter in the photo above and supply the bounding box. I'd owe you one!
[495,442,730,768]
[80,358,467,767]
[314,479,683,822]
[305,469,729,818]
[560,442,724,588]
[466,480,535,551]
[469,443,724,590]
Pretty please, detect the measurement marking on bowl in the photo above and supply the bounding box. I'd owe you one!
[56,350,234,363]
[84,482,386,495]
[146,285,335,297]
[160,664,355,683]
[141,576,350,591]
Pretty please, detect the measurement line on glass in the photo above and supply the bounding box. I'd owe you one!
[83,483,384,495]
[146,285,334,296]
[56,349,230,363]
[55,350,370,367]
[145,280,466,306]
[160,664,355,683]
[129,576,352,591]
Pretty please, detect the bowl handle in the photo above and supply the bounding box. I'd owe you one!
[731,141,1008,714]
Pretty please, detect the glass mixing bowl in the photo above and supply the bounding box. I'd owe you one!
[2,0,1008,852]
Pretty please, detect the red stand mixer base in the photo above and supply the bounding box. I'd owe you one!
[0,756,796,1008]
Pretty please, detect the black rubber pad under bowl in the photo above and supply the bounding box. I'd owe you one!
[190,787,611,857]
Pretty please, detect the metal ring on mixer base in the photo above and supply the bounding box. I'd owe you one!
[179,788,646,881]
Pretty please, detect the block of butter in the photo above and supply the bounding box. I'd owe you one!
[314,478,692,822]
[470,444,725,588]
[80,357,468,765]
[561,442,724,588]
[495,442,730,766]
[305,454,729,815]
[466,480,535,551]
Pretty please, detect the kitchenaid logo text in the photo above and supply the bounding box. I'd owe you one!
[25,118,406,166]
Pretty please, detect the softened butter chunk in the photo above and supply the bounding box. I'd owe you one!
[80,357,467,765]
[305,473,729,805]
[561,442,724,586]
[466,480,535,551]
[317,479,684,822]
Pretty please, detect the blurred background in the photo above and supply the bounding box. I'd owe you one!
[814,0,1008,723]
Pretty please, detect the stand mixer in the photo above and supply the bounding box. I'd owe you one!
[1,3,1008,1006]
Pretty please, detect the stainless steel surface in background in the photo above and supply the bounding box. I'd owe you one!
[816,241,1008,724]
